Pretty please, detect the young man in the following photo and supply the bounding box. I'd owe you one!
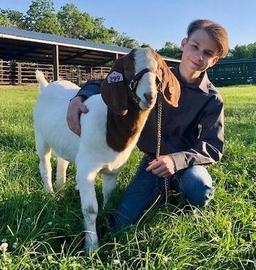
[67,19,229,229]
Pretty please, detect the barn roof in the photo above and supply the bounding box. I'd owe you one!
[0,26,179,67]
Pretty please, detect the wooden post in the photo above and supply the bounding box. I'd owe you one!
[0,60,2,83]
[53,45,59,81]
[90,67,93,79]
[78,67,81,85]
[18,62,22,84]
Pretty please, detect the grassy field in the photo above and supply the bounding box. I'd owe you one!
[0,84,255,269]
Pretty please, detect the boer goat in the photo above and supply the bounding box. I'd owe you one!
[33,47,180,252]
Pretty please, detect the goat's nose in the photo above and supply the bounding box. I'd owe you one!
[144,93,154,102]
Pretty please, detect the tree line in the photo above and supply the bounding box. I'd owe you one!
[0,0,255,60]
[157,42,256,61]
[0,0,139,48]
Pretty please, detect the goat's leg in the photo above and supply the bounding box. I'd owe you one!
[35,132,53,193]
[76,159,99,252]
[102,172,117,208]
[56,157,69,190]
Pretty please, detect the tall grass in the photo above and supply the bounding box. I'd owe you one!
[0,84,255,269]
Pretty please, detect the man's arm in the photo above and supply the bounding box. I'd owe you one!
[66,80,103,136]
[67,96,88,136]
[170,95,224,171]
[146,94,224,177]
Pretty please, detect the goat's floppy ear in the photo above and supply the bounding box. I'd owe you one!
[162,68,181,108]
[156,52,180,107]
[101,55,133,115]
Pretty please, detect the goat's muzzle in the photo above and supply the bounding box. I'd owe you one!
[127,68,154,107]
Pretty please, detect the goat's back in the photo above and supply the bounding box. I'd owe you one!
[34,80,112,164]
[34,80,81,162]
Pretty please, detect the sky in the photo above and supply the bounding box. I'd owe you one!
[1,0,256,50]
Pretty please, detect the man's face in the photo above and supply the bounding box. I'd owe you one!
[180,29,220,72]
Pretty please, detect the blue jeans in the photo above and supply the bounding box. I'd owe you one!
[111,156,214,230]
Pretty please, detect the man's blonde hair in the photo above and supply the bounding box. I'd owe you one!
[187,19,229,58]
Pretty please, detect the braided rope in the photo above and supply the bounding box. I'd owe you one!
[156,94,169,208]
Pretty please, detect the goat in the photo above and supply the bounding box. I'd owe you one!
[33,47,180,252]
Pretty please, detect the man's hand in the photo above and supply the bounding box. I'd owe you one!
[66,96,88,136]
[146,155,176,178]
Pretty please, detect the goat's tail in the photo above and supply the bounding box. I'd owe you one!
[35,70,48,90]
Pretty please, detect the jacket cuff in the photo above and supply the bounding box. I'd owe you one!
[170,152,187,171]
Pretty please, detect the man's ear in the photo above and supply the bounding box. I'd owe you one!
[209,56,220,67]
[180,38,187,50]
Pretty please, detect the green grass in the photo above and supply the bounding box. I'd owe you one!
[0,84,255,269]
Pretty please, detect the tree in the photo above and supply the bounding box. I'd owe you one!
[0,9,25,28]
[157,42,181,59]
[0,1,141,48]
[228,43,256,59]
[84,17,117,44]
[229,45,249,59]
[247,43,256,58]
[25,0,54,30]
[34,11,63,35]
[57,4,94,39]
[0,10,12,27]
[113,33,140,48]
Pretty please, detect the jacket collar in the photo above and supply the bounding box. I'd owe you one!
[172,65,210,93]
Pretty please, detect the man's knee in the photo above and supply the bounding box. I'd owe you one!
[177,166,214,208]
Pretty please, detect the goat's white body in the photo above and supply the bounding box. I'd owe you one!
[34,86,140,170]
[34,81,80,162]
[33,47,159,252]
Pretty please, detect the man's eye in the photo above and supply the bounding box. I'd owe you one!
[204,51,213,57]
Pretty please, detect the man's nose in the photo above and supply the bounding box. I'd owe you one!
[196,53,203,61]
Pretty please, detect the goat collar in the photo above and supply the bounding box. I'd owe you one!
[127,68,153,105]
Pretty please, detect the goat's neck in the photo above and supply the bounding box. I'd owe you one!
[106,103,150,152]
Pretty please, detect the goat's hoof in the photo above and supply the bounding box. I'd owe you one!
[85,244,99,255]
[85,237,99,254]
[44,187,54,193]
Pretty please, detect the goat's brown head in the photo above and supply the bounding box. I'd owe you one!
[101,47,181,115]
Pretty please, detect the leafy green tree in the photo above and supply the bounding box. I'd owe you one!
[34,11,63,35]
[83,17,116,44]
[57,4,94,39]
[113,33,140,48]
[228,43,256,59]
[25,0,54,30]
[84,18,112,44]
[24,0,63,35]
[247,43,256,58]
[0,9,25,28]
[0,10,12,27]
[157,42,182,59]
[229,45,249,59]
[0,0,141,48]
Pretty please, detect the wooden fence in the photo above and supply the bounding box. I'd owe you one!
[2,58,256,87]
[0,60,111,85]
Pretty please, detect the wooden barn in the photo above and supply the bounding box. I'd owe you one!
[0,26,180,85]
